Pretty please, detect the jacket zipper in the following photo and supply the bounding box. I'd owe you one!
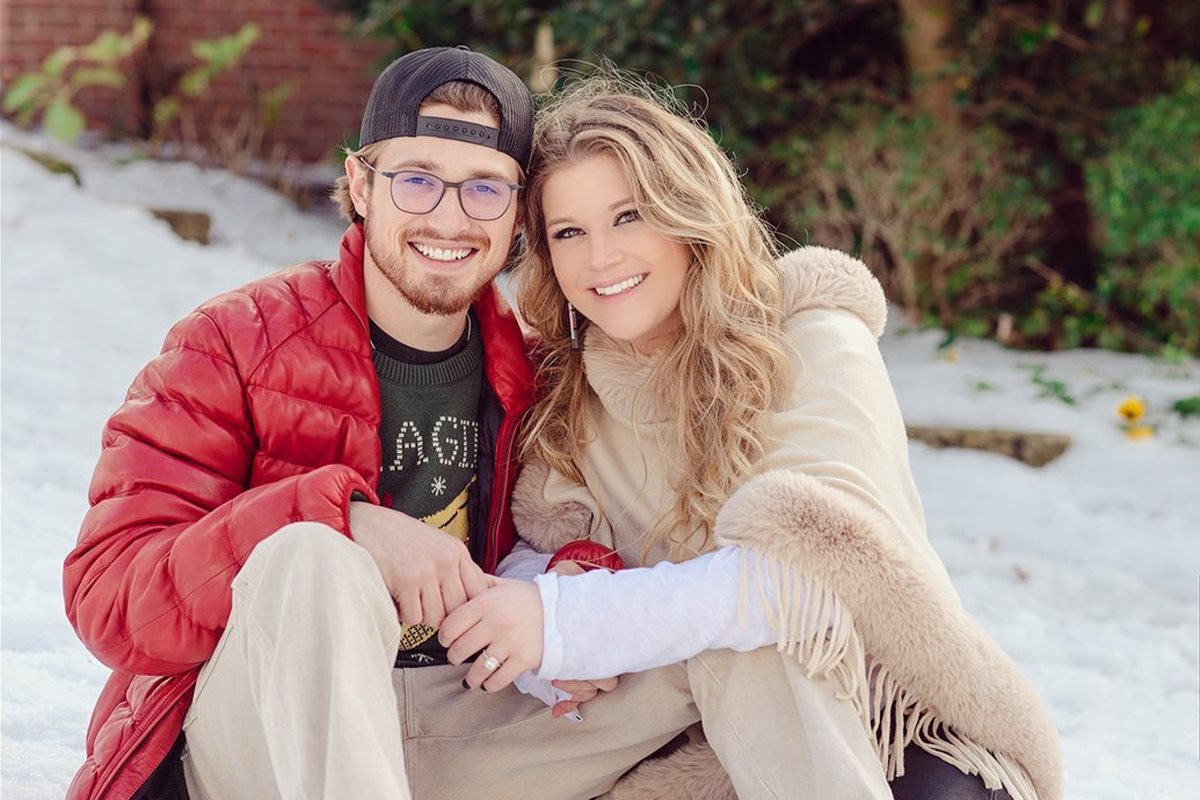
[485,408,528,573]
[93,672,197,800]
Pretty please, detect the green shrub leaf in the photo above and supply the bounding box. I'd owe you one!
[1173,396,1200,418]
[153,97,180,128]
[83,31,122,63]
[2,74,46,113]
[44,99,86,142]
[42,47,75,78]
[178,70,210,97]
[69,68,125,91]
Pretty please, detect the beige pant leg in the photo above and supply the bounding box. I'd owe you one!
[687,647,892,800]
[396,661,701,800]
[181,522,409,800]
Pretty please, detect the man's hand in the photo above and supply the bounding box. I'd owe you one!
[550,677,619,719]
[349,501,488,628]
[439,577,543,692]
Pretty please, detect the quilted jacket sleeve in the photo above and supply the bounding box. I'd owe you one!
[64,307,374,676]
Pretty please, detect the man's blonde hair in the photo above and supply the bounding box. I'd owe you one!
[515,72,791,559]
[330,81,503,223]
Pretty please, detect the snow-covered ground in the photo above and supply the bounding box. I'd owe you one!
[2,124,1198,799]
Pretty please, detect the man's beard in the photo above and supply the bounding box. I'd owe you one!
[364,217,496,316]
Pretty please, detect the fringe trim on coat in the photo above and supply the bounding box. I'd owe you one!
[718,467,1060,800]
[742,549,1040,799]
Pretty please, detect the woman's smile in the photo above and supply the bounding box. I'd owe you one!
[591,273,647,298]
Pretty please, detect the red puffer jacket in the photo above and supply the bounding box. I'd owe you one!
[62,224,535,799]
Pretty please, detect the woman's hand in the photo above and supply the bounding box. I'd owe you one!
[551,677,619,719]
[439,577,544,692]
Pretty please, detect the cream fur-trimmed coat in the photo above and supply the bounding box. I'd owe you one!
[513,247,1062,800]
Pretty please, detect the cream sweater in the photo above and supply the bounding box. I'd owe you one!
[513,246,1062,800]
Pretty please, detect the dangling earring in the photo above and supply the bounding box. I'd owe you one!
[567,302,580,351]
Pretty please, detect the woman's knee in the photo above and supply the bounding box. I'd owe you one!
[687,645,795,696]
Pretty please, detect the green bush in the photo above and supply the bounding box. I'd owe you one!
[1078,61,1200,353]
[151,22,264,137]
[774,111,1051,334]
[1,18,151,142]
[3,19,295,176]
[323,2,1200,354]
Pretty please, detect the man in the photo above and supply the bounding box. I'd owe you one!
[63,47,539,799]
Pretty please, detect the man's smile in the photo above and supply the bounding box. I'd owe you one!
[410,242,476,262]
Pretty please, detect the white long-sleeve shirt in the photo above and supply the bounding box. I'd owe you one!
[498,540,792,682]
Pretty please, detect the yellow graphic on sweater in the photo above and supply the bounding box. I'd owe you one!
[398,480,472,652]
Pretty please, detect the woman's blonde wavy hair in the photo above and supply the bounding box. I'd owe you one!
[516,72,792,558]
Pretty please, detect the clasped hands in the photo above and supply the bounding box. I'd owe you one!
[350,501,617,715]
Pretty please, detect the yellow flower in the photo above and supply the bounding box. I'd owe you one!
[1125,424,1154,440]
[1117,395,1146,423]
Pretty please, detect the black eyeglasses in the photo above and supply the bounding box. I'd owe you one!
[358,158,522,221]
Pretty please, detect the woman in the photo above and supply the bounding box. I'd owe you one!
[439,74,1061,800]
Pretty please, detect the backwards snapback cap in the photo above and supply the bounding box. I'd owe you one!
[359,46,534,171]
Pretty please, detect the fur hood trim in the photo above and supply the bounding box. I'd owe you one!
[511,460,595,553]
[777,246,888,338]
[716,469,1062,800]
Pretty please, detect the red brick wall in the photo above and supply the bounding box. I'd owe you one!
[1,0,392,163]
